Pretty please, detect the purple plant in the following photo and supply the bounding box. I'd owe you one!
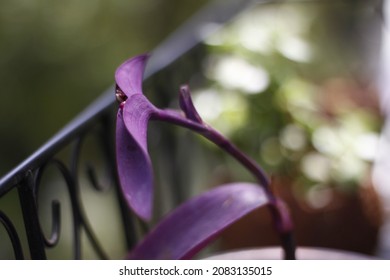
[115,54,295,259]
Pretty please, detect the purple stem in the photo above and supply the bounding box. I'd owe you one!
[154,109,270,189]
[153,108,296,259]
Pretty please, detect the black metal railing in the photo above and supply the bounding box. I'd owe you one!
[0,0,257,259]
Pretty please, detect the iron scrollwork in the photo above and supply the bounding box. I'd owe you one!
[0,210,24,259]
[1,118,138,259]
[0,0,252,259]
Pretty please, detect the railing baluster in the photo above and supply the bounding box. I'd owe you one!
[17,171,47,259]
[0,0,256,259]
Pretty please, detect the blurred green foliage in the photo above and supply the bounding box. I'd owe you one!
[191,1,383,196]
[0,0,385,259]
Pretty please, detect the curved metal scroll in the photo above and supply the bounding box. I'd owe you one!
[0,0,259,259]
[16,120,137,259]
[0,211,24,259]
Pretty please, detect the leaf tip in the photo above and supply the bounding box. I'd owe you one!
[115,54,151,98]
[179,84,203,123]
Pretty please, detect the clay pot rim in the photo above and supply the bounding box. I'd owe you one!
[205,246,378,260]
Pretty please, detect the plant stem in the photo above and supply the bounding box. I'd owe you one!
[154,108,296,259]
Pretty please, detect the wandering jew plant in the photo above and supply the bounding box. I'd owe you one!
[115,54,295,259]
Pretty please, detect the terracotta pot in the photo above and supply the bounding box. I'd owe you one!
[220,177,383,255]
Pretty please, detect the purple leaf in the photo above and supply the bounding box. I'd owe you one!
[115,54,149,98]
[115,53,157,220]
[179,85,203,124]
[127,182,270,260]
[116,101,154,220]
[114,55,295,260]
[116,97,156,220]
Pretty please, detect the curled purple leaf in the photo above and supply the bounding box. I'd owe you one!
[115,54,295,259]
[116,99,154,220]
[115,54,150,98]
[179,85,203,123]
[127,182,270,260]
[115,54,157,220]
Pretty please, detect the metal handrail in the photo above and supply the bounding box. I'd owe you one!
[0,0,255,195]
[0,0,257,259]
